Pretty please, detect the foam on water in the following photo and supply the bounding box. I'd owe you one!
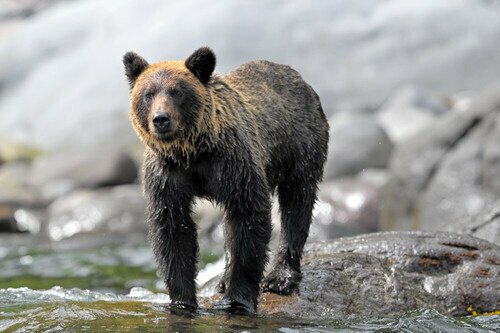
[0,286,170,307]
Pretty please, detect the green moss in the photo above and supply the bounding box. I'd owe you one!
[0,137,44,163]
[199,253,222,269]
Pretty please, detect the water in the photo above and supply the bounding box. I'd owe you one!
[0,242,498,332]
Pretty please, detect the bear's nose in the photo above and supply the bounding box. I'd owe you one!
[152,112,171,132]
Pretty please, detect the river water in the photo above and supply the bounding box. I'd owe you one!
[1,242,498,332]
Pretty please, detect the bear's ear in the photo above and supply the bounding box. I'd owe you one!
[185,47,216,84]
[123,52,149,89]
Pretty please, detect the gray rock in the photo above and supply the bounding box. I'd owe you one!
[2,1,500,151]
[310,179,381,240]
[377,86,451,144]
[324,114,393,179]
[483,115,500,195]
[0,162,45,234]
[382,83,500,232]
[45,184,146,245]
[29,150,138,200]
[463,200,500,245]
[201,231,499,318]
[419,111,499,239]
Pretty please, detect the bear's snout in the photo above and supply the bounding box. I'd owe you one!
[152,111,172,134]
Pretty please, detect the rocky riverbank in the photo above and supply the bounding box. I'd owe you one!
[201,231,499,318]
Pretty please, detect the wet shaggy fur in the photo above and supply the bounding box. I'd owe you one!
[123,47,329,313]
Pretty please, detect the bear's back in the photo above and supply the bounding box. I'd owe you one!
[223,60,323,127]
[224,60,304,99]
[222,60,328,188]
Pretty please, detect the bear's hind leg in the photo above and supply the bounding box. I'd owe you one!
[261,173,319,295]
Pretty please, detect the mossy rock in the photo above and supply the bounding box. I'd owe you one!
[0,137,43,163]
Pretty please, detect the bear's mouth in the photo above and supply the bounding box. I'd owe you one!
[154,130,177,142]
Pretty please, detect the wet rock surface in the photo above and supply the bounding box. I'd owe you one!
[201,231,499,318]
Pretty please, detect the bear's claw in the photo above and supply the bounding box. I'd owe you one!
[261,265,302,295]
[213,296,256,314]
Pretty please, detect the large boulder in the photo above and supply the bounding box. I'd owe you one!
[376,86,452,144]
[382,83,500,238]
[419,111,500,243]
[2,1,500,152]
[29,149,138,201]
[201,231,499,318]
[324,114,393,179]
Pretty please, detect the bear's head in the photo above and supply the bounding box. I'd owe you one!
[123,47,216,155]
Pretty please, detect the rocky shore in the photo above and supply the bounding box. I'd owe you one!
[201,231,499,318]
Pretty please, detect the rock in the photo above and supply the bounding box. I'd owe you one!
[483,115,500,194]
[200,231,499,318]
[0,162,45,234]
[0,206,17,232]
[2,1,500,151]
[356,168,390,188]
[29,150,138,200]
[0,161,43,208]
[382,83,500,232]
[310,179,381,240]
[45,184,146,246]
[324,114,393,179]
[377,86,451,144]
[419,111,499,240]
[463,200,500,245]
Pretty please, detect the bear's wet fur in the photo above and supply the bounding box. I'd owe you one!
[123,47,329,313]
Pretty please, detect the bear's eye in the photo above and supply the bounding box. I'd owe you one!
[145,92,154,101]
[170,88,183,98]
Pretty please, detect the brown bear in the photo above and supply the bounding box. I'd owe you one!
[123,47,329,313]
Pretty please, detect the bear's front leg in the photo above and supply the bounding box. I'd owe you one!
[144,165,198,309]
[214,167,272,313]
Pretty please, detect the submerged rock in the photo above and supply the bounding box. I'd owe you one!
[201,231,499,318]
